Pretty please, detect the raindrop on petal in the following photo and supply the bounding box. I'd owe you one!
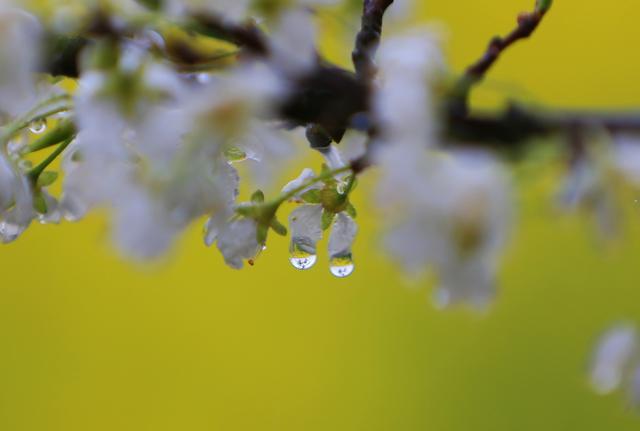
[329,254,355,278]
[0,220,25,243]
[29,119,47,134]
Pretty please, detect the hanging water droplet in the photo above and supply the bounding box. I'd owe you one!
[289,238,317,270]
[0,220,24,243]
[29,119,47,134]
[289,252,317,270]
[336,182,346,195]
[329,254,355,278]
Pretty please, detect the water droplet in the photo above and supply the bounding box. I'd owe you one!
[7,140,25,157]
[336,182,346,195]
[29,119,47,134]
[0,220,24,243]
[289,253,317,270]
[329,254,355,278]
[290,238,317,270]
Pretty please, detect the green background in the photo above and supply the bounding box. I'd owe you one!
[2,0,640,429]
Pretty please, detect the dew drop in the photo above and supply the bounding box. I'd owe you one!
[29,119,47,134]
[336,182,346,195]
[0,221,24,244]
[7,140,25,157]
[329,254,355,278]
[289,253,317,270]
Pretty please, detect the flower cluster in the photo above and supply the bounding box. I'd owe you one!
[0,0,639,316]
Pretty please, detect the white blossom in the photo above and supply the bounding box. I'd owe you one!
[164,0,250,21]
[215,218,262,269]
[0,152,33,243]
[0,4,41,117]
[590,325,638,395]
[269,8,318,76]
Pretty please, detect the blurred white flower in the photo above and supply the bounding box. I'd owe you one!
[590,325,638,395]
[373,31,508,307]
[375,31,444,149]
[0,4,41,117]
[269,8,318,76]
[378,149,512,308]
[164,0,250,21]
[612,134,640,186]
[0,152,33,243]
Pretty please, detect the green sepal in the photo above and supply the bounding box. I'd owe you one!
[345,203,357,219]
[321,210,335,231]
[300,189,321,204]
[251,190,265,203]
[37,171,59,188]
[321,187,348,214]
[33,193,48,215]
[270,218,288,236]
[235,204,256,217]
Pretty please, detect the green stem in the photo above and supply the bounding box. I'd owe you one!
[27,119,76,153]
[274,166,353,206]
[1,94,72,144]
[28,137,73,183]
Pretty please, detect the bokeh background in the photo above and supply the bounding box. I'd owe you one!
[2,0,640,429]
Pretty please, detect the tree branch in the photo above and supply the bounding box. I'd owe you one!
[352,0,394,81]
[451,0,553,115]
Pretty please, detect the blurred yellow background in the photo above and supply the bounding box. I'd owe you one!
[2,0,640,429]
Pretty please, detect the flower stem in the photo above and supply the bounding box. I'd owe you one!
[274,166,353,206]
[0,94,72,145]
[28,137,74,183]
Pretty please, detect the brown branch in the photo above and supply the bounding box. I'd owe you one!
[452,1,552,115]
[352,0,394,81]
[187,13,269,56]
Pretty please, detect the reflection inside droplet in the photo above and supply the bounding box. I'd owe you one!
[329,254,355,278]
[289,238,318,270]
[0,220,24,243]
[290,253,317,270]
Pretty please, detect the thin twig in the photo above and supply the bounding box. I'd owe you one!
[452,1,552,114]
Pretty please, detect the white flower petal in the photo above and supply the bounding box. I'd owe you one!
[281,168,320,198]
[216,218,261,269]
[591,325,638,394]
[328,212,357,258]
[289,205,323,254]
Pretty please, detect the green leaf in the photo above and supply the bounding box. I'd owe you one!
[270,218,288,236]
[33,193,47,214]
[251,190,265,203]
[300,189,321,204]
[37,171,59,188]
[345,203,357,219]
[321,210,335,231]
